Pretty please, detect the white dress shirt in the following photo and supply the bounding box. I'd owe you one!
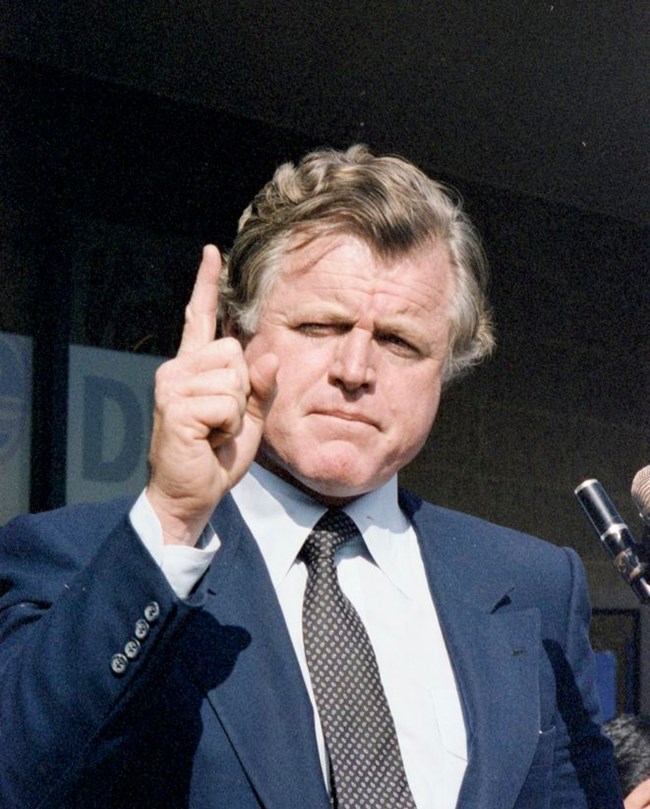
[131,464,467,809]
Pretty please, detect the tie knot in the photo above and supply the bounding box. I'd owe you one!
[300,509,360,569]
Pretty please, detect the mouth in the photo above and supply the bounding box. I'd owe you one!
[311,409,378,428]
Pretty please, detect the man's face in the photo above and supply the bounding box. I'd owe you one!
[243,232,453,502]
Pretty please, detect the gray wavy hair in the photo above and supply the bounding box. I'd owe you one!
[220,144,495,382]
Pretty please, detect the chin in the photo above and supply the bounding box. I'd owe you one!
[294,452,395,503]
[259,443,383,503]
[294,476,374,506]
[302,475,370,502]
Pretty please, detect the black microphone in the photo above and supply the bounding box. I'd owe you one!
[574,478,650,604]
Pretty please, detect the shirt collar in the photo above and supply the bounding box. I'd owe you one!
[230,463,417,597]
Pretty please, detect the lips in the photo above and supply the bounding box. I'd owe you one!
[311,409,378,428]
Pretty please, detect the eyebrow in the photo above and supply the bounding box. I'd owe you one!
[290,303,434,346]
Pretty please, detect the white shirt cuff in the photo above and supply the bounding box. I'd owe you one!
[129,490,220,599]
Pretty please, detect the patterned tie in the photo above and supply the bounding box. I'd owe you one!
[300,509,417,809]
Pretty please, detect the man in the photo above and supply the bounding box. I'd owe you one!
[0,145,622,807]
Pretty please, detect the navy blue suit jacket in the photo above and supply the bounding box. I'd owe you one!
[0,490,622,808]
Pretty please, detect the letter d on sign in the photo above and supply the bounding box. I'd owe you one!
[82,375,143,482]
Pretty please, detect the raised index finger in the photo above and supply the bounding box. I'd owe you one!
[178,244,222,355]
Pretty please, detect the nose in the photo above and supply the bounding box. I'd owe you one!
[330,329,376,393]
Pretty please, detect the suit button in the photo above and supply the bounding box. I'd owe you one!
[111,653,128,676]
[124,639,141,660]
[144,601,160,623]
[134,618,150,640]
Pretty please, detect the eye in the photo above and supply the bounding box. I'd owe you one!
[296,322,347,336]
[376,331,421,357]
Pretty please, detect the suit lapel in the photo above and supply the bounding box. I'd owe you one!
[181,489,544,808]
[184,495,329,809]
[405,494,543,809]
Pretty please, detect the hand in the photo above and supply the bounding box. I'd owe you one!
[146,245,278,546]
[626,778,650,809]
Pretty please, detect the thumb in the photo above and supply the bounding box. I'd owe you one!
[247,352,279,423]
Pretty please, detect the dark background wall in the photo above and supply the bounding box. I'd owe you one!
[1,1,648,696]
[2,1,647,225]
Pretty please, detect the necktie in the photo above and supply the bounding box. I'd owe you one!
[300,509,417,809]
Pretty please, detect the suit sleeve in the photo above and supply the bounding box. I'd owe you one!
[0,503,206,808]
[548,547,623,808]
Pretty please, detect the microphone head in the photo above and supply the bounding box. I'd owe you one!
[631,465,650,524]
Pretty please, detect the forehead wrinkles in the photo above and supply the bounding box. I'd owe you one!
[281,236,452,316]
[373,272,449,317]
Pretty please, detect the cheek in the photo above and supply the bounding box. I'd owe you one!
[263,362,314,437]
[274,359,310,401]
[389,377,441,438]
[274,343,331,398]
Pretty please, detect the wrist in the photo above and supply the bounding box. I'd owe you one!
[145,485,213,547]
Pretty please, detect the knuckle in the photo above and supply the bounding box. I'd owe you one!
[154,360,171,383]
[223,393,245,422]
[218,335,244,358]
[214,403,240,437]
[223,367,246,393]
